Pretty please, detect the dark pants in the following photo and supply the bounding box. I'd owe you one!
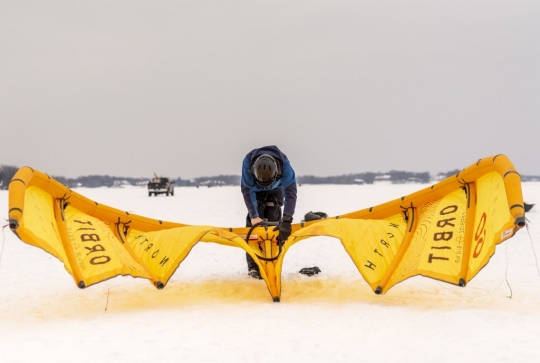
[245,190,283,271]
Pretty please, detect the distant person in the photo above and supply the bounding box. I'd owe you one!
[241,145,297,279]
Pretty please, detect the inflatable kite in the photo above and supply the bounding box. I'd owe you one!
[8,155,526,302]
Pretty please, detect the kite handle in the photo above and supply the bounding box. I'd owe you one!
[245,220,282,262]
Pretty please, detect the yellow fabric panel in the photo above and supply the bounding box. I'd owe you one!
[125,226,234,285]
[199,231,246,248]
[386,188,468,290]
[64,206,151,286]
[292,214,406,290]
[416,188,468,281]
[21,186,68,266]
[467,172,514,280]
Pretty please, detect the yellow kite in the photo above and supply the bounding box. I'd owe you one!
[8,155,525,302]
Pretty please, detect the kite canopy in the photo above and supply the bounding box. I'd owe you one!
[8,155,525,302]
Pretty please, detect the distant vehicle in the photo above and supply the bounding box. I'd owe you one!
[147,173,175,197]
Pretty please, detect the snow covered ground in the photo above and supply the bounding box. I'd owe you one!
[1,182,540,363]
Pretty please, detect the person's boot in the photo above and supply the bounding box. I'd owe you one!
[248,268,262,279]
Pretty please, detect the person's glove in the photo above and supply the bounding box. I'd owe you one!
[275,214,293,245]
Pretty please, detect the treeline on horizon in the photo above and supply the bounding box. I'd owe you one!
[1,164,540,190]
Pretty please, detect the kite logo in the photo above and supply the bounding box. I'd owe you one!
[473,212,487,258]
[433,205,458,242]
[74,220,112,265]
[427,204,458,264]
[134,235,170,267]
[501,229,513,239]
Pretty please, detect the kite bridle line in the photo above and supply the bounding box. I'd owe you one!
[0,221,8,266]
[245,220,282,262]
[504,235,513,299]
[525,220,540,279]
[105,281,110,313]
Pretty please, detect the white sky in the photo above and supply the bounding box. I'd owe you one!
[1,1,539,179]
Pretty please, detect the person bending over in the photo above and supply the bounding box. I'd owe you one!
[240,145,297,279]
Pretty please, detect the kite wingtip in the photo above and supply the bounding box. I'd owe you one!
[375,286,382,295]
[273,297,280,303]
[459,278,466,287]
[78,281,86,289]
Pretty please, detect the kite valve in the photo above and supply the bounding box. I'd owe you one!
[8,219,18,230]
[244,220,283,261]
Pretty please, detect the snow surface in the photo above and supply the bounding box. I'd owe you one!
[1,183,540,363]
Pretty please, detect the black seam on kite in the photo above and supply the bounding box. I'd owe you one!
[126,211,130,215]
[9,178,25,185]
[510,204,524,210]
[400,205,408,223]
[408,204,415,233]
[369,207,373,212]
[59,200,65,222]
[476,159,481,166]
[28,166,34,172]
[493,154,502,161]
[159,220,162,224]
[116,219,126,244]
[504,171,520,178]
[466,184,471,209]
[9,207,22,214]
[229,228,233,232]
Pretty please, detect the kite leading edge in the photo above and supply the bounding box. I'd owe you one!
[8,155,526,302]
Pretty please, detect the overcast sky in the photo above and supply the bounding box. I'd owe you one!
[1,1,539,179]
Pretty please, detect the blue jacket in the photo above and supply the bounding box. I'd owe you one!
[241,145,297,219]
